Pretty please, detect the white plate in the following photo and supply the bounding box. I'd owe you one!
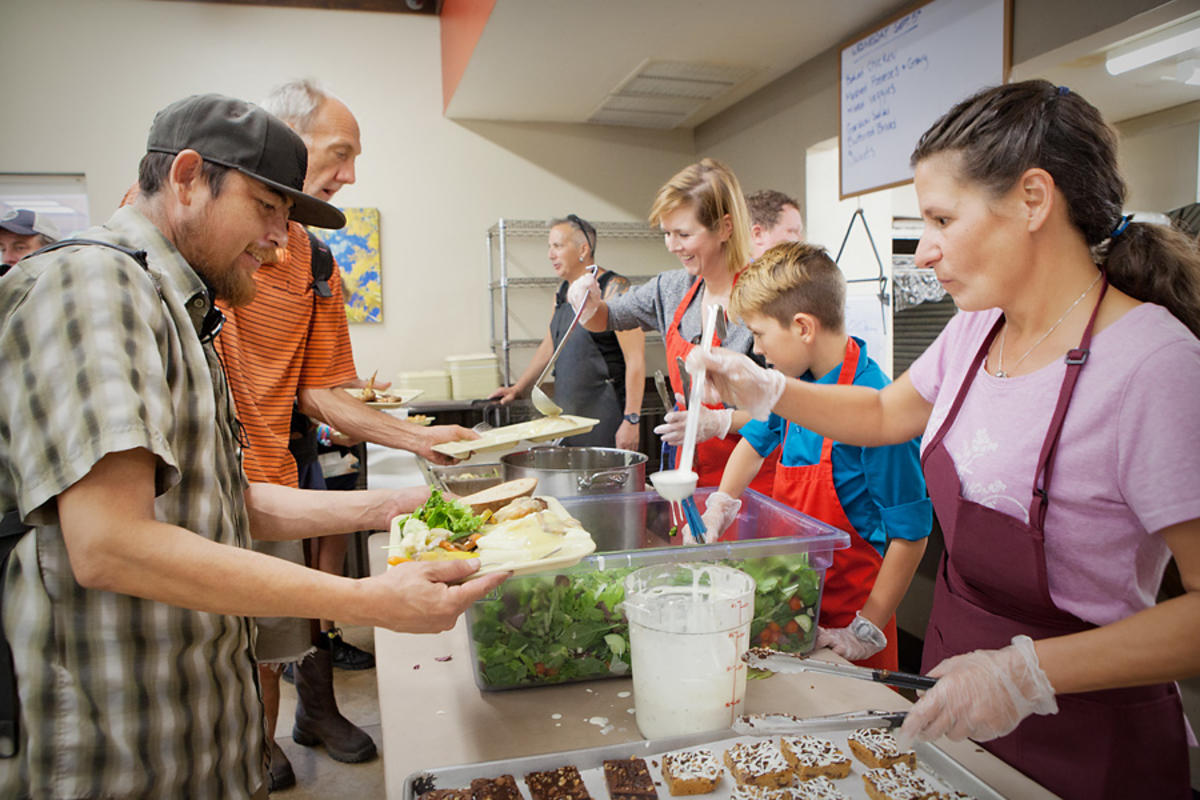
[465,538,597,581]
[432,415,599,458]
[344,387,424,408]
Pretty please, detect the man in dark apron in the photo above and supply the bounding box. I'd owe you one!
[489,215,645,450]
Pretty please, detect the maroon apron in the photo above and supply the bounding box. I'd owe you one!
[920,276,1190,800]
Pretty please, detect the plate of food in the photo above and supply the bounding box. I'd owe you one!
[432,415,599,458]
[344,386,424,408]
[385,481,597,580]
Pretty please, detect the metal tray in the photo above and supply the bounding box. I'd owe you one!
[402,728,1006,800]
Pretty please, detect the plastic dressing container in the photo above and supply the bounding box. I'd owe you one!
[622,563,756,739]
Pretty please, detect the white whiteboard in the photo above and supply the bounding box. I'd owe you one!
[839,0,1009,199]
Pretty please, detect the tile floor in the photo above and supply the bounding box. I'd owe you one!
[272,623,1200,797]
[271,626,385,797]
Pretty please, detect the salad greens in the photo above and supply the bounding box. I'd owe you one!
[467,553,823,690]
[396,490,484,540]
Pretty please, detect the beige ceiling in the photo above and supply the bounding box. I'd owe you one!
[444,0,905,126]
[445,0,1200,129]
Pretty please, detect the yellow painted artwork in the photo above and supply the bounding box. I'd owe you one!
[313,207,382,323]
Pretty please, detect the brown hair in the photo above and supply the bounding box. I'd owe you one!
[746,189,801,229]
[730,241,845,332]
[911,79,1200,337]
[649,158,751,275]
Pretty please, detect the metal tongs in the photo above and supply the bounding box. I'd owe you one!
[743,647,938,691]
[733,709,908,736]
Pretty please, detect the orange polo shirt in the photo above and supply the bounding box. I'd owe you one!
[215,221,358,487]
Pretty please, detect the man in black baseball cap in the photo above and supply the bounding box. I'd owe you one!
[0,92,506,798]
[0,208,60,273]
[146,93,345,230]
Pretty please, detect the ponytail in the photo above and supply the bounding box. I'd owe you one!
[1104,221,1200,338]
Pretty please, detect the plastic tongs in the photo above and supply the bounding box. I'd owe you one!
[732,709,908,736]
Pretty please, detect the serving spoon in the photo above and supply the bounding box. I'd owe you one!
[649,303,722,502]
[531,265,598,417]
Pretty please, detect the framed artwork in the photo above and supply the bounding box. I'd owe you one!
[314,206,382,323]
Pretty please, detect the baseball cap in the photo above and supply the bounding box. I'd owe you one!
[146,93,345,230]
[0,209,60,241]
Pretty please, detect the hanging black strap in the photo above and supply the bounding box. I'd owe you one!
[306,231,334,298]
[0,237,153,758]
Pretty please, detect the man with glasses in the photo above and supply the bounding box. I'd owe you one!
[489,214,645,451]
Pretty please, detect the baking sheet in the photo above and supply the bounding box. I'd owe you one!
[402,728,1006,800]
[432,415,599,458]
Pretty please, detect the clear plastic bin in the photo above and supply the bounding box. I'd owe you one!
[465,487,850,691]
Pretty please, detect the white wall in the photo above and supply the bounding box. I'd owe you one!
[0,0,694,381]
[1116,103,1200,213]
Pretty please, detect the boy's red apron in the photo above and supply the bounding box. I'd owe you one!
[920,277,1189,800]
[769,337,897,671]
[664,275,776,493]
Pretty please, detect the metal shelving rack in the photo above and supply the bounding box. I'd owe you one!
[487,218,666,384]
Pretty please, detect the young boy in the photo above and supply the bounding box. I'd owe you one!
[702,242,931,670]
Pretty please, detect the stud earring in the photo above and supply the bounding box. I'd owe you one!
[579,256,584,262]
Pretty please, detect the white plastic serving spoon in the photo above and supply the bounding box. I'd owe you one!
[649,303,721,502]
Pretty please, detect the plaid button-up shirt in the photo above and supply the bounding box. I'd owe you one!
[0,207,264,797]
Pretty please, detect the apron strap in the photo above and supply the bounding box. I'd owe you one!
[922,315,1004,460]
[1029,275,1109,530]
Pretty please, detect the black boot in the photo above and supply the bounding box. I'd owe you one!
[291,648,377,763]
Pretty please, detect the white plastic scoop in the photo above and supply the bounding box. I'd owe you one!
[649,303,721,502]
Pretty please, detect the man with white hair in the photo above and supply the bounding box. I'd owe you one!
[218,79,477,790]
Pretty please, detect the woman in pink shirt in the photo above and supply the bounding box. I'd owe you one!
[693,80,1200,800]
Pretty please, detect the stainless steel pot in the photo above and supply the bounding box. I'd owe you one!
[500,446,647,549]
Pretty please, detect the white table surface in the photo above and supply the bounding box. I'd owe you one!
[367,533,1058,800]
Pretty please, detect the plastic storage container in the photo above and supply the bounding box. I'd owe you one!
[446,353,500,401]
[396,369,451,402]
[465,487,850,691]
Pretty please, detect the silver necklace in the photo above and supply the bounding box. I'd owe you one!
[995,272,1102,378]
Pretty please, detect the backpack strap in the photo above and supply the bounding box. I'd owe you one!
[32,238,149,269]
[306,231,334,298]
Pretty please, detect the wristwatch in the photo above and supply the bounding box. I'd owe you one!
[622,413,640,425]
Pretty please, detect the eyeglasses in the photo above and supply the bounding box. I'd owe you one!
[566,213,596,255]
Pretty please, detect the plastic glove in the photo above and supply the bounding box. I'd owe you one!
[815,611,887,662]
[896,635,1058,749]
[692,490,741,544]
[686,347,787,421]
[566,270,602,324]
[653,393,733,446]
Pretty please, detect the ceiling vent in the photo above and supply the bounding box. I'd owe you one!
[588,59,758,129]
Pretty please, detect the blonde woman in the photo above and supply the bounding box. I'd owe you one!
[569,158,776,492]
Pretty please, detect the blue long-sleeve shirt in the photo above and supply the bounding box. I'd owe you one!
[738,337,932,557]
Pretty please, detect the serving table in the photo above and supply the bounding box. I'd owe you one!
[367,535,1058,800]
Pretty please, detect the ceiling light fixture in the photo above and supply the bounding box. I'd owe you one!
[1106,15,1200,75]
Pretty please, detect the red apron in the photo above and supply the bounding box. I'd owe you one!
[920,277,1189,800]
[770,338,898,670]
[664,275,776,493]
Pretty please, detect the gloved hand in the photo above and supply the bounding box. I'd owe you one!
[815,611,887,662]
[653,393,733,446]
[566,270,602,324]
[896,635,1058,749]
[690,490,740,544]
[686,347,788,421]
